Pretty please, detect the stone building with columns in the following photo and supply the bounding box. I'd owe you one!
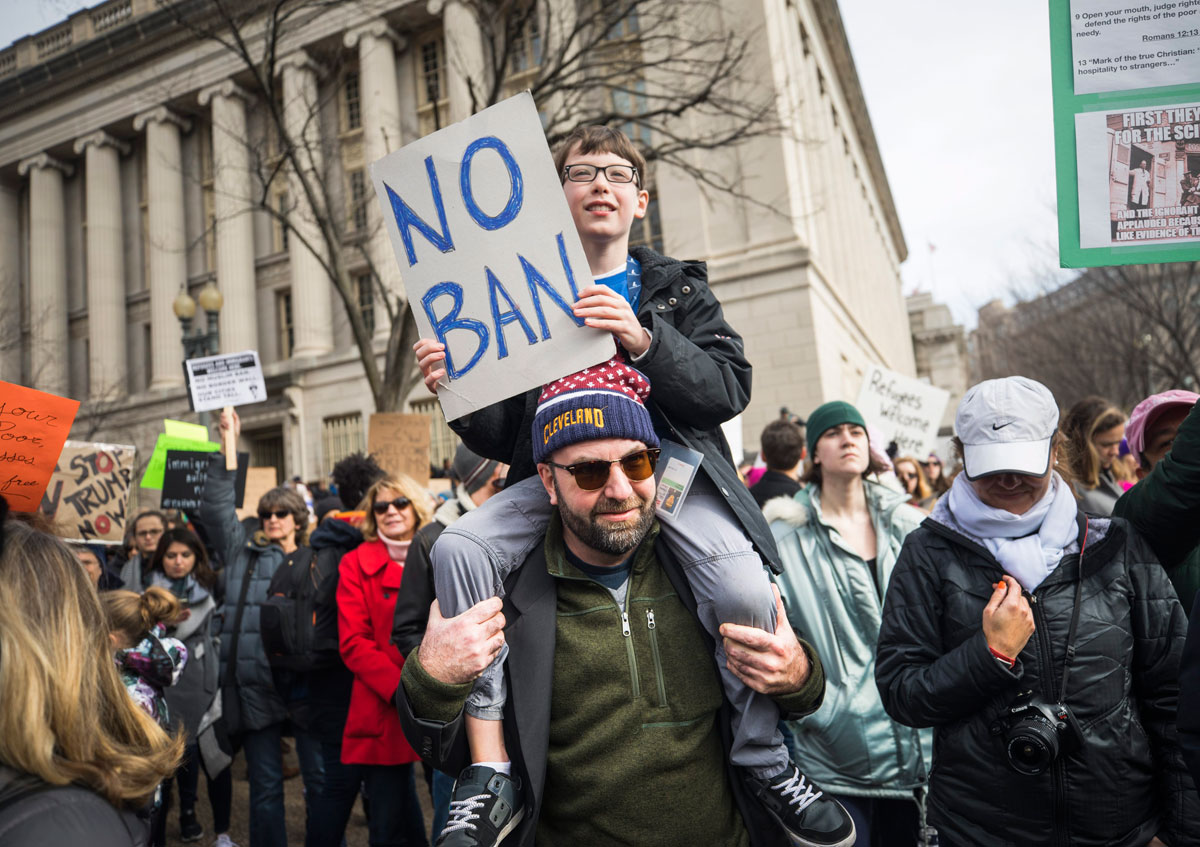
[0,0,913,491]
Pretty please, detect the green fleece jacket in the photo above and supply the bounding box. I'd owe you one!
[403,518,824,846]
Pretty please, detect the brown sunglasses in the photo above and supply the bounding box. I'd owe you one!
[544,448,660,491]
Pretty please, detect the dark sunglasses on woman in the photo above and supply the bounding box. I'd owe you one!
[372,497,412,515]
[258,509,291,520]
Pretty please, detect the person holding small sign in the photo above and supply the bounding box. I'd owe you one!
[410,126,853,847]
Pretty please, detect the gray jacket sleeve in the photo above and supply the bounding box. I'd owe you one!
[198,454,246,573]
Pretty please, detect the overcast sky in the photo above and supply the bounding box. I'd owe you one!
[2,0,1076,326]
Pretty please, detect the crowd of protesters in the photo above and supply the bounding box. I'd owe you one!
[1,121,1199,847]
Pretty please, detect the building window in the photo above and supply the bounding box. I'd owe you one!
[275,192,289,252]
[343,70,361,130]
[357,273,375,333]
[322,413,365,476]
[277,290,294,359]
[142,323,152,391]
[420,39,444,104]
[604,1,640,39]
[411,397,459,472]
[348,169,368,231]
[630,195,664,254]
[613,80,652,149]
[509,7,543,73]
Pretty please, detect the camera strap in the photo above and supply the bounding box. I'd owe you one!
[1058,514,1089,700]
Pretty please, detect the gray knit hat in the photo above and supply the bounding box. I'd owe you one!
[452,444,500,495]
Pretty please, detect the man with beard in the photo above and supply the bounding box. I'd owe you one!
[397,363,835,847]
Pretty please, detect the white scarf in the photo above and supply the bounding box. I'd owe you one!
[946,472,1078,592]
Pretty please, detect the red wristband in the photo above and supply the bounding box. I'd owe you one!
[988,646,1016,668]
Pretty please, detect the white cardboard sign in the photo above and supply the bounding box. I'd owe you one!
[855,365,950,459]
[369,91,612,421]
[184,350,267,413]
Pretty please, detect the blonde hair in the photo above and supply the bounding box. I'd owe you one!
[0,521,183,807]
[893,456,933,502]
[359,475,434,542]
[1060,396,1126,490]
[101,586,182,647]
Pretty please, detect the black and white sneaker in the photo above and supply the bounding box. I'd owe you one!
[748,762,855,847]
[435,765,525,847]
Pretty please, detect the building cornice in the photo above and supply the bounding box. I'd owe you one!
[277,49,327,79]
[198,79,252,107]
[72,130,131,156]
[16,152,72,177]
[132,106,192,133]
[344,19,407,52]
[809,0,907,262]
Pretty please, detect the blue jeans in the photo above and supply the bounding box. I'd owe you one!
[431,768,453,841]
[243,723,324,847]
[307,739,427,847]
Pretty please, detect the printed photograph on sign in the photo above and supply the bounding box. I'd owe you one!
[369,92,613,421]
[1076,102,1200,248]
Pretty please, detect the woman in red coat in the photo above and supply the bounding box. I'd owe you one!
[337,474,434,846]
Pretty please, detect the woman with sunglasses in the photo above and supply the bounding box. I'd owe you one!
[333,475,433,846]
[201,409,325,847]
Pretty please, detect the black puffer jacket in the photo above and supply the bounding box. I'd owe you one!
[449,246,780,570]
[875,501,1198,847]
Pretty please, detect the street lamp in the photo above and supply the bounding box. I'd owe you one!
[173,282,224,425]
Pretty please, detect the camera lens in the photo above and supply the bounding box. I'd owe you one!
[1006,717,1060,775]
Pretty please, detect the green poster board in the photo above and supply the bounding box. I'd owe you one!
[1050,0,1200,268]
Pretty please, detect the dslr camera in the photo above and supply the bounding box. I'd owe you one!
[990,690,1083,776]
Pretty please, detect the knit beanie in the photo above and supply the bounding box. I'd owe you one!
[532,356,659,464]
[452,444,500,495]
[805,400,868,457]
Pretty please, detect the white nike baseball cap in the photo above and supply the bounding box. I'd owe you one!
[955,377,1059,480]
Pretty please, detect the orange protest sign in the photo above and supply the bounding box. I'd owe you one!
[0,381,81,512]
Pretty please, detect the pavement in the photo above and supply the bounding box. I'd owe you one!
[164,747,437,847]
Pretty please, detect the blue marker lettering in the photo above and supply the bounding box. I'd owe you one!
[520,251,584,340]
[486,268,537,359]
[385,156,453,266]
[555,232,584,301]
[422,282,488,378]
[460,137,523,231]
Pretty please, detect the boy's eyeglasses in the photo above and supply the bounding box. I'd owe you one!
[544,448,660,491]
[372,497,412,515]
[561,163,640,186]
[258,509,291,520]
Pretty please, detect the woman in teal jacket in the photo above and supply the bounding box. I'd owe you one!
[766,402,931,847]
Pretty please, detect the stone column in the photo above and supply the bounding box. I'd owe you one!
[345,20,406,339]
[133,106,191,390]
[280,50,334,356]
[0,182,20,383]
[16,154,72,396]
[199,80,258,353]
[74,131,131,401]
[429,0,488,123]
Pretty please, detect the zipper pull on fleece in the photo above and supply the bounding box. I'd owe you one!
[646,609,656,629]
[621,611,631,637]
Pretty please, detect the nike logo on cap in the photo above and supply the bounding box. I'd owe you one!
[992,421,1012,430]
